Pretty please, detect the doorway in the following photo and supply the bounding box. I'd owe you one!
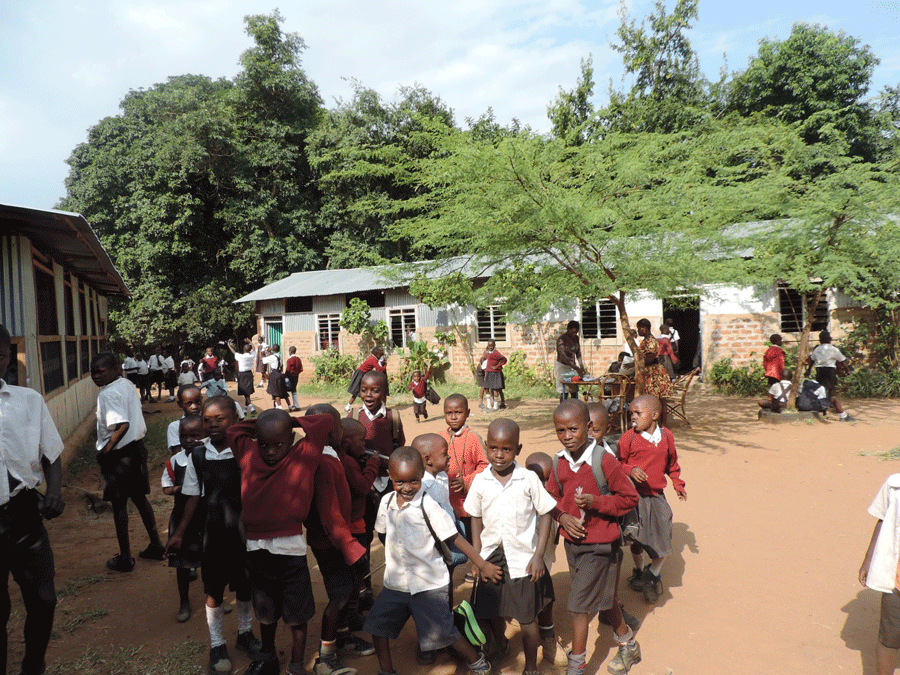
[264,320,283,348]
[663,297,700,374]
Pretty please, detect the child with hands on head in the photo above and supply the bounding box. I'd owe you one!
[464,418,557,675]
[617,395,686,608]
[363,447,497,675]
[547,399,641,675]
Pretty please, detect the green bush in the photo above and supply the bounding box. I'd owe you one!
[504,351,548,388]
[309,349,358,384]
[840,368,900,398]
[708,358,768,396]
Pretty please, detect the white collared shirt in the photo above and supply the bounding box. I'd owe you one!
[363,404,387,421]
[376,489,458,594]
[464,462,557,579]
[234,352,255,372]
[866,474,900,593]
[0,379,63,505]
[149,355,165,371]
[167,418,183,451]
[640,426,663,445]
[557,439,599,473]
[96,376,146,452]
[422,472,454,518]
[811,343,846,368]
[181,438,233,497]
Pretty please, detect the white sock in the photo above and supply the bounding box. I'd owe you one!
[206,604,226,648]
[840,411,849,418]
[248,404,256,412]
[649,559,664,576]
[486,395,494,408]
[237,599,253,633]
[615,625,635,646]
[292,393,299,407]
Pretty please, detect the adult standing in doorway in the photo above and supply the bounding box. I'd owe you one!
[555,320,586,403]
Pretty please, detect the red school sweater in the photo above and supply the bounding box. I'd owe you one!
[358,354,386,373]
[227,414,330,540]
[408,369,431,398]
[305,451,367,565]
[358,408,404,457]
[546,450,639,545]
[484,350,507,373]
[341,450,382,531]
[439,427,489,518]
[616,427,685,497]
[285,354,303,377]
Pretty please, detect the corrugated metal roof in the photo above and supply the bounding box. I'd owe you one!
[0,203,131,297]
[235,256,499,303]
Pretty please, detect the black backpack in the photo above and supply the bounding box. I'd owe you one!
[797,380,829,412]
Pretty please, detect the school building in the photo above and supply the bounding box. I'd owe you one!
[1,203,129,457]
[237,255,866,383]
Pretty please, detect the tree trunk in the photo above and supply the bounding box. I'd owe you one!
[786,287,825,409]
[610,292,646,395]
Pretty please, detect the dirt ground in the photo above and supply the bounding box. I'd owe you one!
[9,384,900,675]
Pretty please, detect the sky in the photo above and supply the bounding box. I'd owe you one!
[1,0,899,210]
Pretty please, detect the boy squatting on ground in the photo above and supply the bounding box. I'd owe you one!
[547,399,641,675]
[860,474,900,675]
[0,324,65,675]
[363,446,499,675]
[465,418,557,675]
[227,407,368,675]
[758,369,793,414]
[617,395,687,606]
[91,352,166,572]
[166,397,262,674]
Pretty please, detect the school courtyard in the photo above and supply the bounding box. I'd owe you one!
[14,384,894,675]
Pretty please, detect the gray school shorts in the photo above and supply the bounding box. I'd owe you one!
[880,589,900,649]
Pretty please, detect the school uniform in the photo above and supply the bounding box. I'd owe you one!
[200,355,218,382]
[95,376,150,502]
[358,405,404,552]
[284,354,302,393]
[233,351,255,398]
[763,345,785,385]
[617,427,684,559]
[148,353,166,385]
[177,370,198,387]
[864,475,900,648]
[263,353,287,399]
[201,378,229,398]
[408,370,430,417]
[810,343,846,393]
[440,426,489,521]
[0,378,63,675]
[346,353,387,397]
[181,439,250,601]
[161,450,205,569]
[464,463,557,623]
[363,489,462,652]
[482,349,507,391]
[122,356,139,386]
[547,440,639,614]
[162,355,177,394]
[135,359,150,394]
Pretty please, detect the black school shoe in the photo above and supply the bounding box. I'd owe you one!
[138,543,166,560]
[641,568,663,604]
[245,652,279,675]
[627,567,645,592]
[106,554,135,572]
[236,630,264,659]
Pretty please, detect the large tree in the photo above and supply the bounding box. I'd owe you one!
[60,12,324,350]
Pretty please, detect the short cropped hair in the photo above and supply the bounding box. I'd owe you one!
[567,320,580,331]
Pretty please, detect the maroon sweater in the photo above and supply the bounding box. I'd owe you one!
[484,350,507,373]
[546,448,639,544]
[227,414,331,540]
[342,450,382,530]
[358,407,404,457]
[305,452,367,564]
[617,428,685,497]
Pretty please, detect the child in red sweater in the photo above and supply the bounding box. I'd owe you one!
[284,346,303,412]
[547,399,640,675]
[345,347,386,412]
[617,394,687,607]
[305,404,375,672]
[407,369,431,422]
[763,334,785,386]
[226,408,365,675]
[482,341,507,411]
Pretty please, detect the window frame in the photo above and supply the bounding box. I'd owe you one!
[476,305,508,342]
[580,299,618,340]
[316,313,341,351]
[777,283,829,334]
[388,306,418,349]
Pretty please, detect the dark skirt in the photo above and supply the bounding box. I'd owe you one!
[635,493,673,559]
[564,539,621,614]
[473,545,553,625]
[267,368,288,398]
[347,368,364,396]
[483,371,503,390]
[98,439,151,502]
[475,369,485,387]
[168,493,204,569]
[236,370,254,397]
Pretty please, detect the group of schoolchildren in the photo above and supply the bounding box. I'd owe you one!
[758,331,853,420]
[87,338,690,675]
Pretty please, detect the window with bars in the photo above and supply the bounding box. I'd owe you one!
[778,284,828,333]
[80,338,90,376]
[40,341,63,393]
[581,299,618,339]
[35,269,58,336]
[476,306,507,342]
[66,340,78,383]
[79,287,88,335]
[389,307,417,348]
[317,314,341,351]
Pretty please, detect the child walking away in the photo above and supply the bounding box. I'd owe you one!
[758,369,793,414]
[345,347,386,413]
[859,474,900,675]
[482,341,507,411]
[305,405,374,674]
[135,352,151,402]
[285,346,303,412]
[0,323,65,675]
[763,334,785,386]
[547,399,641,675]
[263,345,287,410]
[465,418,557,675]
[226,407,364,675]
[408,369,431,422]
[228,339,257,417]
[162,415,207,623]
[363,447,496,675]
[617,395,686,608]
[165,397,262,674]
[440,395,489,548]
[805,330,853,421]
[91,352,166,572]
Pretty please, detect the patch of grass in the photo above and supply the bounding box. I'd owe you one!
[49,640,205,675]
[56,574,107,599]
[58,608,109,633]
[879,446,900,462]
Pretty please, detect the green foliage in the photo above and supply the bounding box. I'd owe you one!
[340,298,388,353]
[309,349,358,384]
[504,351,550,387]
[395,339,450,385]
[708,358,768,396]
[548,56,596,145]
[843,313,900,370]
[841,368,900,398]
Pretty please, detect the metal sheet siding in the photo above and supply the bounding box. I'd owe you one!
[312,296,345,314]
[285,313,316,332]
[386,289,417,307]
[0,235,27,336]
[259,299,284,316]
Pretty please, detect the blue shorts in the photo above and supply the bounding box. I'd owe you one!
[363,586,459,651]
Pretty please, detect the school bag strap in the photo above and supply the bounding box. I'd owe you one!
[190,445,207,497]
[389,409,401,448]
[385,491,454,568]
